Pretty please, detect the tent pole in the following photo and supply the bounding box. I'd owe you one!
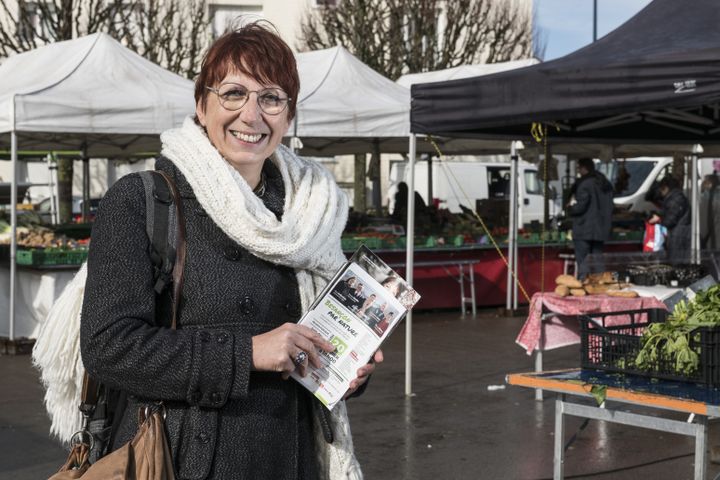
[692,144,702,263]
[9,130,17,341]
[507,143,518,310]
[405,133,417,397]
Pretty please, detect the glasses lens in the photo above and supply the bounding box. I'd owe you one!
[217,84,249,110]
[258,88,288,115]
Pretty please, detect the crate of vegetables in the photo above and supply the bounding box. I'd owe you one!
[580,295,720,386]
[16,249,44,266]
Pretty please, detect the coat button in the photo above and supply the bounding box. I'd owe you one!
[216,332,229,344]
[240,296,255,315]
[211,392,223,404]
[196,432,209,444]
[223,246,242,261]
[285,302,302,318]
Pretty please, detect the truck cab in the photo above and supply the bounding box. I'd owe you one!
[388,160,561,226]
[595,157,673,213]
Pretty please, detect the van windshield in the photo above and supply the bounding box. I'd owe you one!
[597,160,657,197]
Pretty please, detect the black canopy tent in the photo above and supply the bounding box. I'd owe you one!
[411,0,720,144]
[402,0,720,396]
[401,1,720,388]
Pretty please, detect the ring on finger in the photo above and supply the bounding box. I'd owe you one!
[293,350,308,367]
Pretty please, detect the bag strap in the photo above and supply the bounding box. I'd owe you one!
[81,169,186,410]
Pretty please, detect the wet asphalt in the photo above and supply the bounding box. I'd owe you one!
[2,310,720,479]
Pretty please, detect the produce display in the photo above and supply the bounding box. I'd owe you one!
[581,285,720,387]
[635,286,720,377]
[341,205,644,251]
[0,213,90,267]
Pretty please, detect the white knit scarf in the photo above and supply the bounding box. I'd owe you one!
[161,117,362,480]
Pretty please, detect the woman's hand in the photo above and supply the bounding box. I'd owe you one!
[343,349,384,399]
[251,323,335,379]
[648,214,661,224]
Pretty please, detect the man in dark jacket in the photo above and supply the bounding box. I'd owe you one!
[649,176,691,259]
[567,158,614,279]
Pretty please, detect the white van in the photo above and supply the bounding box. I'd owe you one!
[596,157,673,213]
[388,160,561,226]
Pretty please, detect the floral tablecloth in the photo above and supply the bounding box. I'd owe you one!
[515,292,667,355]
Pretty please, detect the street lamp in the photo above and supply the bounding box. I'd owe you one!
[593,0,598,42]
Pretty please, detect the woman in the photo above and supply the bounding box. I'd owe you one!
[648,176,690,259]
[700,174,720,250]
[80,22,381,479]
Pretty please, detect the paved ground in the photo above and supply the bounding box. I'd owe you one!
[2,310,720,479]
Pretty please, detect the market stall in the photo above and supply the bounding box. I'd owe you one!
[404,0,720,394]
[508,369,713,480]
[0,32,195,340]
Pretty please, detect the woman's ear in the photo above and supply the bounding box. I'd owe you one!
[195,101,206,127]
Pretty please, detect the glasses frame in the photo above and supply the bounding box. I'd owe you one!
[205,84,292,115]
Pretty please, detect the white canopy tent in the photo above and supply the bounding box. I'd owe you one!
[292,46,514,156]
[396,58,539,88]
[292,45,411,155]
[0,32,195,339]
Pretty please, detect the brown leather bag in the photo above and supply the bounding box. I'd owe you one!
[49,171,186,480]
[50,409,175,480]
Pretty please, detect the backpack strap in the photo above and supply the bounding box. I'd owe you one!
[81,170,186,414]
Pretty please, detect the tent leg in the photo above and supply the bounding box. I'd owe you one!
[405,134,417,397]
[691,145,702,263]
[10,131,17,341]
[507,143,518,310]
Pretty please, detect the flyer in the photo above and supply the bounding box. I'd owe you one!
[291,246,421,409]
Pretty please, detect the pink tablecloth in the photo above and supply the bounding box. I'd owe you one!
[515,292,667,355]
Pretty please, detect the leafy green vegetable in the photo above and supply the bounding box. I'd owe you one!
[634,286,720,378]
[589,385,607,405]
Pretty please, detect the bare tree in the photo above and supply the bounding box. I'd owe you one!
[300,0,536,81]
[110,0,210,79]
[0,0,209,222]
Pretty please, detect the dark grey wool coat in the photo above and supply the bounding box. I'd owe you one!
[80,158,324,480]
[660,188,691,257]
[569,171,614,242]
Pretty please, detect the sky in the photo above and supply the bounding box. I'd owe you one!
[535,0,653,60]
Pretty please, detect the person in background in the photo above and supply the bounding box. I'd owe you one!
[567,157,614,279]
[392,181,427,224]
[649,175,691,259]
[700,173,720,250]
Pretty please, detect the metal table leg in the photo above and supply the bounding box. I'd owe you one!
[459,264,466,316]
[695,415,708,480]
[535,315,547,401]
[469,264,476,316]
[556,396,709,480]
[554,394,565,480]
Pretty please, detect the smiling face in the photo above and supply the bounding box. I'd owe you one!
[196,69,290,182]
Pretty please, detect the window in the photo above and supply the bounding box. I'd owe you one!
[598,160,658,197]
[210,5,262,38]
[525,170,542,195]
[487,167,511,198]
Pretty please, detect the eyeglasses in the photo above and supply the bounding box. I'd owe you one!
[205,83,291,115]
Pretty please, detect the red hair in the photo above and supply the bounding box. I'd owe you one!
[195,21,299,119]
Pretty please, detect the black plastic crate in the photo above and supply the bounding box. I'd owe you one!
[580,308,720,387]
